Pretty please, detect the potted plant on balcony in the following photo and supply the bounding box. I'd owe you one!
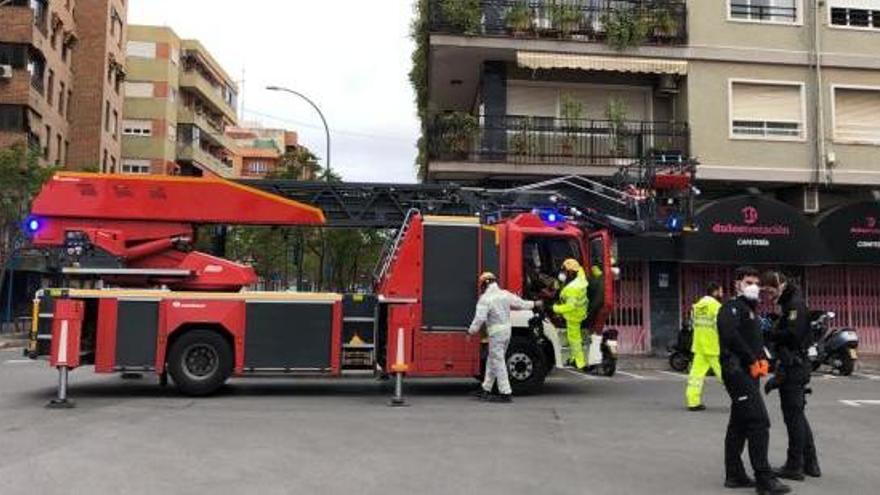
[436,111,479,160]
[510,117,535,158]
[440,0,482,35]
[505,0,532,37]
[559,93,583,157]
[650,4,679,41]
[601,6,649,51]
[606,98,630,157]
[551,1,583,39]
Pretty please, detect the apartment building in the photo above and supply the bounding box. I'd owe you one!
[121,25,238,178]
[66,0,126,172]
[226,125,308,179]
[420,0,880,354]
[0,0,77,166]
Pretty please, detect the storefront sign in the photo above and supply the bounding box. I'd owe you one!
[817,202,880,264]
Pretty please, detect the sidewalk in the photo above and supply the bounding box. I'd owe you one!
[0,333,28,350]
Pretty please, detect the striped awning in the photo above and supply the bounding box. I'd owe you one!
[517,51,688,75]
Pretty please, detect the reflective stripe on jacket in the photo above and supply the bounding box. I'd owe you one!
[691,295,721,356]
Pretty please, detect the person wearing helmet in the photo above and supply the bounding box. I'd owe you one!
[553,259,590,371]
[468,272,540,403]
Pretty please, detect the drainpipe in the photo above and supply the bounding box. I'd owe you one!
[812,0,829,186]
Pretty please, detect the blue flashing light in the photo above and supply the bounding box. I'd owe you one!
[538,208,564,225]
[547,213,558,223]
[666,214,683,232]
[26,218,40,233]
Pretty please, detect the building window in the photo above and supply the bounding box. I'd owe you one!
[730,0,799,23]
[31,0,48,34]
[27,49,45,94]
[0,44,27,69]
[104,100,110,132]
[830,1,880,29]
[112,110,119,139]
[122,119,153,136]
[124,81,154,98]
[0,105,26,132]
[63,140,68,165]
[66,89,72,119]
[730,80,805,140]
[126,41,157,59]
[121,159,152,175]
[833,86,880,143]
[58,81,65,115]
[44,125,51,159]
[46,69,54,105]
[248,161,270,174]
[55,133,62,165]
[167,123,176,142]
[102,149,108,173]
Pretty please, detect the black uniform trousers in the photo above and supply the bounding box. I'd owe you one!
[723,362,773,483]
[778,361,818,470]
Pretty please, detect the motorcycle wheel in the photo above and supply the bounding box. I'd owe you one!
[836,352,855,376]
[669,352,690,373]
[599,355,617,377]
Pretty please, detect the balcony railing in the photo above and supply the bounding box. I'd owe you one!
[429,0,687,45]
[428,114,689,166]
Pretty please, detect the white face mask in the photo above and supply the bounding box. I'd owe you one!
[741,283,761,301]
[558,272,567,283]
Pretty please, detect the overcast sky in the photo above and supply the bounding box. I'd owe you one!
[129,0,419,183]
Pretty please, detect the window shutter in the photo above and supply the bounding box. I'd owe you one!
[835,88,880,142]
[829,0,879,9]
[124,82,154,98]
[507,84,558,117]
[126,41,156,59]
[732,82,802,123]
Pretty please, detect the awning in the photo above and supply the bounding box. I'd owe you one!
[517,51,688,75]
[815,201,880,265]
[680,195,828,265]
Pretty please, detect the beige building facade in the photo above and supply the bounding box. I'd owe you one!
[122,25,238,177]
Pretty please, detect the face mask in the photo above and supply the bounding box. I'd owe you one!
[558,272,567,283]
[742,283,760,301]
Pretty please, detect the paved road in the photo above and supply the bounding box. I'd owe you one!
[1,348,878,495]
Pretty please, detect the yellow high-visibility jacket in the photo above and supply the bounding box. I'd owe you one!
[553,268,589,323]
[691,295,721,356]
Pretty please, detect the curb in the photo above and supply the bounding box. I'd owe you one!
[0,339,27,350]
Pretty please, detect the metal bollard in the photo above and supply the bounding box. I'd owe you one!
[388,326,409,407]
[46,366,75,409]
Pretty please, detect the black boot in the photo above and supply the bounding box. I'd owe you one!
[756,477,791,495]
[724,476,756,489]
[489,393,513,403]
[772,466,805,481]
[471,389,490,401]
[803,461,821,478]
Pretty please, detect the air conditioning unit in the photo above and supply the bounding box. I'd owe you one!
[0,65,13,79]
[803,187,820,214]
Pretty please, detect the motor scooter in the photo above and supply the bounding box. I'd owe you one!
[807,311,859,376]
[667,319,693,372]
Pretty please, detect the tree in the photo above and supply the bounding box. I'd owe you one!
[0,145,55,266]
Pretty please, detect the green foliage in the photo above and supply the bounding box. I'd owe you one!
[435,111,479,156]
[439,0,482,34]
[606,98,630,155]
[602,7,649,50]
[0,145,55,262]
[409,0,429,178]
[550,1,583,36]
[560,93,584,121]
[510,117,536,156]
[267,147,321,180]
[650,6,678,37]
[505,1,532,33]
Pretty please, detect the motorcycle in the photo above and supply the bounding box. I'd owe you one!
[807,311,859,376]
[667,319,693,372]
[598,328,619,377]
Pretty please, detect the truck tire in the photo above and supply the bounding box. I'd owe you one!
[167,329,233,397]
[507,336,546,396]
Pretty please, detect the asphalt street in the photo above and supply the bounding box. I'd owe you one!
[0,347,878,495]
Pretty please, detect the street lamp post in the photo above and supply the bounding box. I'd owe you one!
[265,85,331,178]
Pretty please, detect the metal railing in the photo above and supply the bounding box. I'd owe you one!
[428,114,689,167]
[429,0,687,45]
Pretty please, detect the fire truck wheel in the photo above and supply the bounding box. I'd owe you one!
[167,329,233,396]
[507,336,546,396]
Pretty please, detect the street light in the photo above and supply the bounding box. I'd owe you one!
[266,85,331,179]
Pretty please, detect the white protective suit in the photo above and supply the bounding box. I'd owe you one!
[468,282,535,395]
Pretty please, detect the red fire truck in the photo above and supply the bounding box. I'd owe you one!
[24,168,692,406]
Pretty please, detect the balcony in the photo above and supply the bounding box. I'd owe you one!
[179,71,237,123]
[429,0,687,46]
[177,105,235,151]
[177,143,235,178]
[428,114,689,168]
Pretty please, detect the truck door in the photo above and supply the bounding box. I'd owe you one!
[586,230,616,331]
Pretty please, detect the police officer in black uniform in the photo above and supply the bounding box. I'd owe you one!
[717,267,790,495]
[763,270,821,481]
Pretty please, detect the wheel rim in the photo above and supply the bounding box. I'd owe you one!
[508,353,534,381]
[182,344,219,381]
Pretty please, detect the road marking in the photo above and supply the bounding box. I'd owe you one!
[853,373,880,381]
[657,370,688,380]
[561,368,602,381]
[3,359,38,365]
[839,400,880,408]
[617,371,656,380]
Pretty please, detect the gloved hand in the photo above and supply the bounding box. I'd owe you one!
[749,359,770,379]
